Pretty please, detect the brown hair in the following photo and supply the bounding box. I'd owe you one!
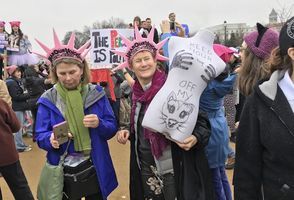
[133,16,141,27]
[238,47,270,96]
[50,58,91,85]
[169,12,175,18]
[266,47,293,76]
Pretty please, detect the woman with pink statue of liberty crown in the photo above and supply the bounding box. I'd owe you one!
[115,22,215,200]
[34,30,118,200]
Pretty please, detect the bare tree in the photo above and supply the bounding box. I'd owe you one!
[276,0,293,23]
[99,17,128,29]
[63,17,128,48]
[63,30,90,49]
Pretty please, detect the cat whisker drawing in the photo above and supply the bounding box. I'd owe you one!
[161,91,194,133]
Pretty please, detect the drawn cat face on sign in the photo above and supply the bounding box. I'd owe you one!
[160,91,194,132]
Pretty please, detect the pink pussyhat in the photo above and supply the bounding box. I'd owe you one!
[213,44,234,63]
[34,29,91,65]
[9,21,21,27]
[5,65,18,75]
[0,21,5,27]
[111,24,168,71]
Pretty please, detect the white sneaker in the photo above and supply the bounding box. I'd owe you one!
[23,146,32,152]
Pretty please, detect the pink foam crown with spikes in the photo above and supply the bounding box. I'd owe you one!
[112,25,168,70]
[35,30,91,65]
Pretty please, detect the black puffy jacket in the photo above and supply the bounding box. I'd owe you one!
[6,77,30,111]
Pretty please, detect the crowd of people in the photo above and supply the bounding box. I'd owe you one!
[0,13,293,200]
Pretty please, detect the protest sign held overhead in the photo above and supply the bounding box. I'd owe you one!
[90,29,133,68]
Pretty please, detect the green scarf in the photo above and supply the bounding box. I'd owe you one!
[56,82,91,154]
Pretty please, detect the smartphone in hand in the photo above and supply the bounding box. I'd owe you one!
[170,22,175,31]
[53,121,69,145]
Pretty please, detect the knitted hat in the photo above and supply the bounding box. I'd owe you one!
[6,65,18,75]
[244,23,279,59]
[213,44,234,63]
[279,16,294,56]
[0,21,5,27]
[9,21,21,27]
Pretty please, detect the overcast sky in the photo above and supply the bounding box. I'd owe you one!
[1,0,293,52]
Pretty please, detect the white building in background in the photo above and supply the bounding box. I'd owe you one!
[205,8,283,44]
[206,22,252,43]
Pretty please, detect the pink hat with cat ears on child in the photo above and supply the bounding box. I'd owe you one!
[9,21,21,27]
[5,65,18,75]
[0,21,5,27]
[213,44,234,63]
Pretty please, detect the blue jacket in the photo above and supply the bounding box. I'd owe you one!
[200,74,237,168]
[35,84,118,199]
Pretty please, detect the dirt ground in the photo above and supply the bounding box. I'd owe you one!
[0,137,234,200]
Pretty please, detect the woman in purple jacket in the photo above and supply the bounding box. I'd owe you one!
[35,31,118,200]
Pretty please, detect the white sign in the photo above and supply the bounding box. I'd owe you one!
[90,29,134,69]
[7,34,19,52]
[0,33,8,50]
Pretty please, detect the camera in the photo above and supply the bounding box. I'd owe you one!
[170,22,175,30]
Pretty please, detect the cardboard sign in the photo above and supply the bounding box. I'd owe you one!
[0,33,8,50]
[7,34,19,52]
[90,29,134,69]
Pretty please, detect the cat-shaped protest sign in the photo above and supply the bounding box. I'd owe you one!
[142,30,226,142]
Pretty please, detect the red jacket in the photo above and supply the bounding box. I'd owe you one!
[0,98,21,166]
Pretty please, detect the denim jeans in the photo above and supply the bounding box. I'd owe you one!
[228,146,235,158]
[211,166,232,200]
[14,111,27,150]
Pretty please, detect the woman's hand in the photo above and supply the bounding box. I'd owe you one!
[117,129,130,144]
[175,135,198,151]
[50,132,72,148]
[83,114,99,128]
[50,132,60,149]
[160,20,171,34]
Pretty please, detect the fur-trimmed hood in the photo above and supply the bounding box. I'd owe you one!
[258,70,287,101]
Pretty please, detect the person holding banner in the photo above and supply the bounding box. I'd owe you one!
[115,23,214,200]
[7,21,38,66]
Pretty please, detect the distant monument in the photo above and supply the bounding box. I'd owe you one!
[269,8,278,24]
